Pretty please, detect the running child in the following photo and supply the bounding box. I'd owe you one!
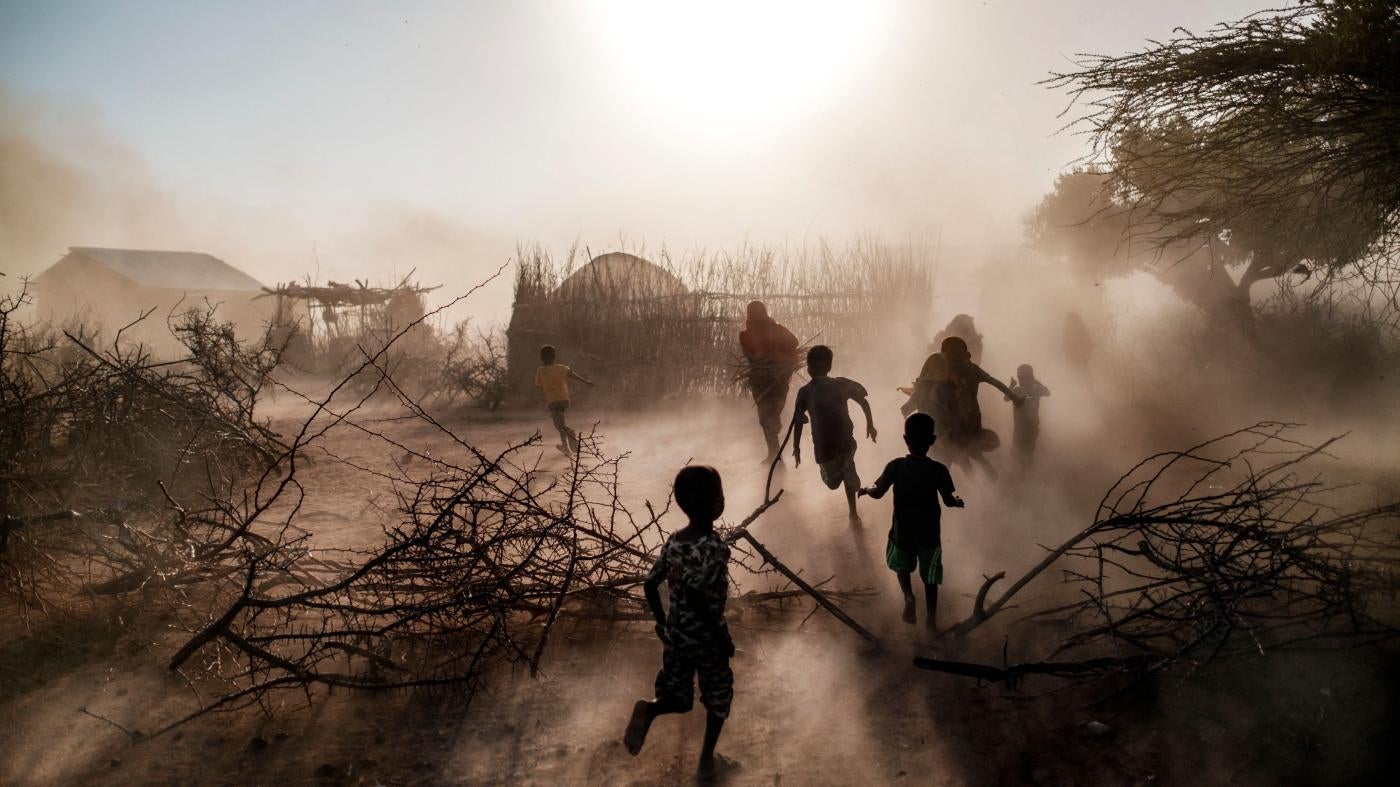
[859,413,963,629]
[791,345,877,525]
[1007,364,1051,468]
[624,465,736,782]
[534,344,594,456]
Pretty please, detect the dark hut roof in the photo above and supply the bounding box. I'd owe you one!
[552,252,687,301]
[43,247,264,292]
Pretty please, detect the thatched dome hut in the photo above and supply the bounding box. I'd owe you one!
[551,252,687,301]
[508,252,706,404]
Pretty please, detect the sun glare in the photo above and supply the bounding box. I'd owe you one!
[583,1,890,146]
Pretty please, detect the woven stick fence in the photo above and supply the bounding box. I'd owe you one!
[506,241,934,403]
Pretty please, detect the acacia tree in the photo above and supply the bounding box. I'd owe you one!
[1034,1,1400,334]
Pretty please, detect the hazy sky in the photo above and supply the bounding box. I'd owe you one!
[1,0,1270,319]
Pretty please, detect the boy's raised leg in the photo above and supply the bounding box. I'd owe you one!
[624,697,688,755]
[623,700,651,754]
[897,571,916,624]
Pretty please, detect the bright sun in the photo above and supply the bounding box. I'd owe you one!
[583,1,890,145]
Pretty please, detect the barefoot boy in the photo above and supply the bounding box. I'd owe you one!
[534,344,593,456]
[625,465,735,781]
[792,345,877,524]
[859,413,963,629]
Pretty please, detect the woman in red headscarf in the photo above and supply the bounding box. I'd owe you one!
[739,301,800,461]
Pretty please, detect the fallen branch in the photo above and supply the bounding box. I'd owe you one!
[931,423,1400,682]
[913,654,1153,687]
[732,529,886,652]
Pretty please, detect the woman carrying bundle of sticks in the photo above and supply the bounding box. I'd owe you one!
[739,300,800,463]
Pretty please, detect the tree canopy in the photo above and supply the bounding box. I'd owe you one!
[1039,0,1400,329]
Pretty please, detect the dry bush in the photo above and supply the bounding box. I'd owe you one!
[0,284,285,616]
[158,434,668,723]
[1253,291,1400,406]
[923,423,1400,684]
[433,322,509,409]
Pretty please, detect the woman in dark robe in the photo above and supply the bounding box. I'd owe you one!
[939,336,1023,477]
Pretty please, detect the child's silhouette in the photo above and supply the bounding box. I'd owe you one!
[625,465,738,782]
[860,413,964,629]
[791,345,877,525]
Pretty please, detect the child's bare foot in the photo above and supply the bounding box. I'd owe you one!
[696,753,740,783]
[555,443,572,457]
[901,596,916,624]
[847,513,862,528]
[624,700,652,755]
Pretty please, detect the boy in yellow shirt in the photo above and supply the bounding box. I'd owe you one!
[534,344,594,456]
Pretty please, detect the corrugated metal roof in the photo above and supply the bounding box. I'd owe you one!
[59,247,264,291]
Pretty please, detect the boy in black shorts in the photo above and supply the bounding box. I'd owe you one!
[624,465,735,781]
[859,413,963,629]
[792,345,877,525]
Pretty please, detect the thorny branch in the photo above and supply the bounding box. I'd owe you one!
[921,423,1400,684]
[0,267,877,735]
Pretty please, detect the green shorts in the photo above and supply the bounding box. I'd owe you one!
[886,539,942,585]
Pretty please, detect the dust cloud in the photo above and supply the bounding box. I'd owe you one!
[5,89,1399,785]
[3,2,1399,784]
[0,91,516,323]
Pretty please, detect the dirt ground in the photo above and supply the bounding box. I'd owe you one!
[2,391,1397,786]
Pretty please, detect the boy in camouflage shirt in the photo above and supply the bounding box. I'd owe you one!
[624,465,735,781]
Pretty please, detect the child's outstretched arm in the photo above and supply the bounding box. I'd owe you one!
[856,395,878,442]
[644,560,668,641]
[979,365,1025,407]
[858,462,895,499]
[568,369,595,386]
[791,400,808,466]
[641,554,669,641]
[939,474,965,508]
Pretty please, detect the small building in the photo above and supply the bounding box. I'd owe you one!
[33,247,273,351]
